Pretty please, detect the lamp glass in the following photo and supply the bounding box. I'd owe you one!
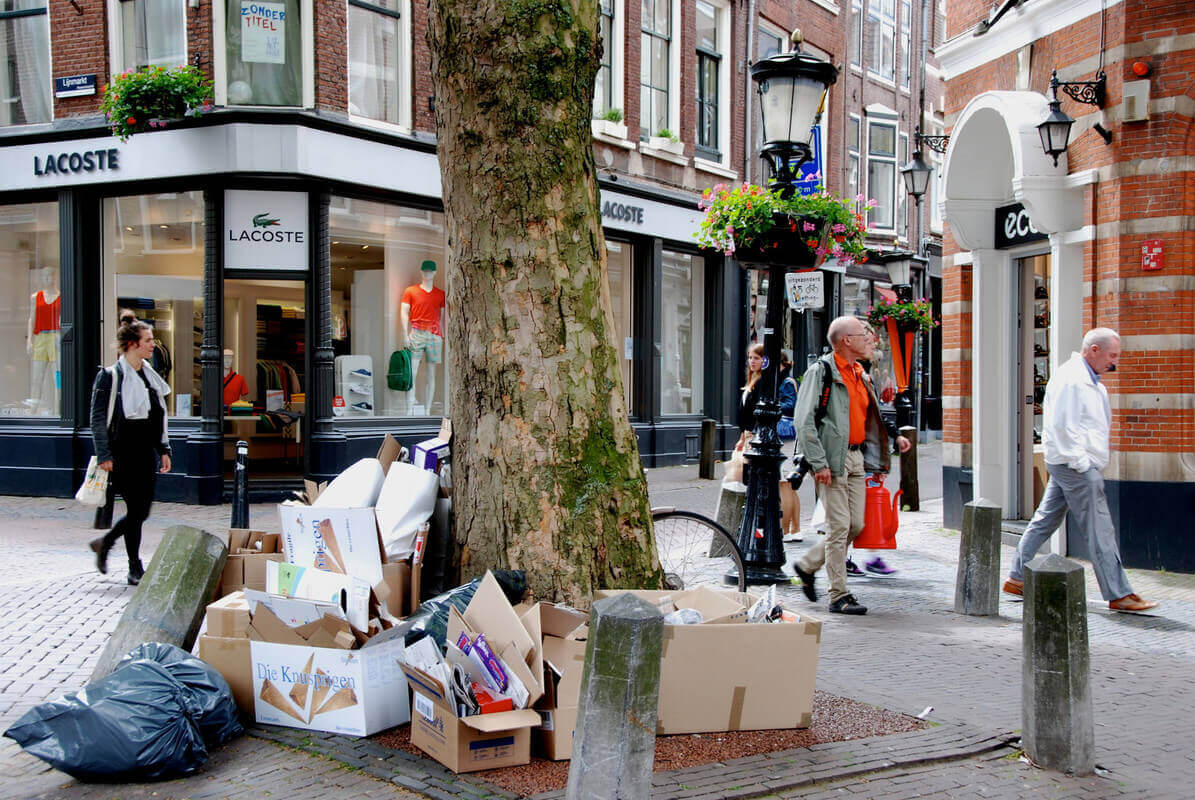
[758,75,825,146]
[886,257,911,286]
[1036,105,1073,161]
[900,153,932,198]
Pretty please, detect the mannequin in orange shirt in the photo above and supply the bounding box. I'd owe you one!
[25,266,60,415]
[222,348,249,407]
[400,260,446,414]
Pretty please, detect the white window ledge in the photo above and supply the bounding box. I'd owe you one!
[593,129,636,150]
[641,140,688,165]
[808,0,840,13]
[693,157,738,180]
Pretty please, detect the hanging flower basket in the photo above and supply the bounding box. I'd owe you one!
[100,65,214,142]
[695,182,873,269]
[867,297,936,392]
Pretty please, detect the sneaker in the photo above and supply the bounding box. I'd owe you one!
[350,368,372,378]
[865,557,897,577]
[351,401,373,412]
[348,384,371,396]
[1002,577,1024,596]
[783,531,804,542]
[829,594,868,615]
[845,558,865,578]
[790,563,818,602]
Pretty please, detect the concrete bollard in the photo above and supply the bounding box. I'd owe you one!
[954,498,1003,615]
[898,425,919,511]
[566,593,663,800]
[89,525,227,683]
[711,482,746,558]
[1022,554,1093,776]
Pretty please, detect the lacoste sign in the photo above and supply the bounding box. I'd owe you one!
[225,190,308,270]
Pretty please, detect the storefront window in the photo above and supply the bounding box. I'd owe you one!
[103,192,205,417]
[328,196,447,418]
[605,239,634,410]
[0,201,59,417]
[842,276,868,319]
[225,0,303,106]
[660,249,703,415]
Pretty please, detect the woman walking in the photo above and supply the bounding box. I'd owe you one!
[88,320,172,585]
[737,343,765,433]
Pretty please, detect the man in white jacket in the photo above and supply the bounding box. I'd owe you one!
[1002,328,1157,612]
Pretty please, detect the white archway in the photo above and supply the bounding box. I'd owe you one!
[940,91,1097,522]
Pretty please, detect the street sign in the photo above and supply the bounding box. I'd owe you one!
[785,271,824,310]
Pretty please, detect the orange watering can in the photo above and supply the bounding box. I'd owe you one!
[853,474,901,549]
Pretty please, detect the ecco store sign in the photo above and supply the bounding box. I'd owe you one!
[225,189,308,271]
[994,202,1048,249]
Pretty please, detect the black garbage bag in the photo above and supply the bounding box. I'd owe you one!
[4,643,243,782]
[404,569,526,649]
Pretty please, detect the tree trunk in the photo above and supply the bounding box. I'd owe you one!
[428,0,659,606]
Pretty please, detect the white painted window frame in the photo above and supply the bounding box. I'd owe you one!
[213,0,315,108]
[693,0,730,167]
[106,0,189,76]
[346,0,412,133]
[865,108,898,233]
[866,0,896,85]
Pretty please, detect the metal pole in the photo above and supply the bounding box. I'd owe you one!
[231,439,249,529]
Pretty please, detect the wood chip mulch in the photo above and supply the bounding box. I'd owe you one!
[372,690,928,798]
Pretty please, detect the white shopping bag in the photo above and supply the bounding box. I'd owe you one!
[809,497,826,533]
[75,456,109,507]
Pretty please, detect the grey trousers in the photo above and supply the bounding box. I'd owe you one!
[1010,462,1134,602]
[797,450,866,603]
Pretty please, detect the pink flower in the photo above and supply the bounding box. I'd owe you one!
[803,221,816,232]
[832,223,846,233]
[725,224,735,236]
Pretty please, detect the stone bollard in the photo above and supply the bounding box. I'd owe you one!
[898,425,919,511]
[89,525,227,683]
[1022,554,1093,776]
[711,482,746,558]
[954,498,1003,615]
[565,593,664,800]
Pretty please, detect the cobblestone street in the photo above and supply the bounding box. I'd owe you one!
[1,449,1191,798]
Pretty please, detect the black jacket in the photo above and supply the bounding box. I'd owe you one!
[90,365,172,462]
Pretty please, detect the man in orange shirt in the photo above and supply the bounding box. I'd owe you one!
[791,316,910,615]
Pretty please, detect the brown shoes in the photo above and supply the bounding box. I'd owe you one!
[1109,594,1158,613]
[1002,577,1024,597]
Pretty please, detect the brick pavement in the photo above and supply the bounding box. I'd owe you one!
[0,454,1192,799]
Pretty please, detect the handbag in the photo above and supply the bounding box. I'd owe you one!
[777,416,796,441]
[75,456,110,507]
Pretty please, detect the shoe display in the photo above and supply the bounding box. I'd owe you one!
[351,401,373,411]
[89,537,109,575]
[1035,312,1048,328]
[350,368,372,378]
[1002,577,1024,596]
[348,384,372,395]
[829,594,868,615]
[1109,593,1158,613]
[1034,344,1049,357]
[1034,285,1048,299]
[845,558,865,578]
[865,557,897,576]
[791,563,818,602]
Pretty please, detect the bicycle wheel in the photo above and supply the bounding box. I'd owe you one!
[651,509,747,593]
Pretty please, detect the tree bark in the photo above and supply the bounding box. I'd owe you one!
[428,0,659,606]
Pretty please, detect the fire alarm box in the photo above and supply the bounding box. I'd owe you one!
[1141,239,1163,271]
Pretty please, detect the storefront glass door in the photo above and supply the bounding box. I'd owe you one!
[1016,253,1051,519]
[223,278,307,479]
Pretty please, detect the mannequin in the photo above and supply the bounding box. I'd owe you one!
[26,266,60,415]
[400,259,446,414]
[223,348,250,407]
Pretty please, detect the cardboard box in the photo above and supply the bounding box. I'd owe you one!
[528,603,588,760]
[206,591,252,638]
[199,634,254,714]
[221,530,286,594]
[279,506,385,586]
[413,438,450,472]
[403,662,541,773]
[594,589,821,734]
[250,637,409,736]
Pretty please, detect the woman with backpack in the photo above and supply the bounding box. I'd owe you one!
[87,320,172,586]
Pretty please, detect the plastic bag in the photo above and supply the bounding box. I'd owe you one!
[4,643,243,782]
[75,456,109,507]
[722,431,752,486]
[403,570,527,650]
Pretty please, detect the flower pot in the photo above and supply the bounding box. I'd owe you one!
[733,213,825,269]
[591,118,628,139]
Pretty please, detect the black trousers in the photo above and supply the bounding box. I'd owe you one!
[101,420,159,570]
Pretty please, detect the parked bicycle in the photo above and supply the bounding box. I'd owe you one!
[651,507,747,592]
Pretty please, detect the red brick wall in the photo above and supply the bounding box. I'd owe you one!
[50,0,108,119]
[315,0,348,113]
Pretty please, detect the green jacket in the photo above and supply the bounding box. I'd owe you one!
[794,354,894,477]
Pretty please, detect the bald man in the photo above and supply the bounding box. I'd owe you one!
[791,315,910,615]
[1003,328,1157,613]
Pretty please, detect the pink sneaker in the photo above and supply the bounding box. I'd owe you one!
[865,557,897,577]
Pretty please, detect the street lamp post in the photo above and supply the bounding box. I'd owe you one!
[733,32,838,586]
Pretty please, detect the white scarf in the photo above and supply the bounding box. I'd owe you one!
[118,355,171,420]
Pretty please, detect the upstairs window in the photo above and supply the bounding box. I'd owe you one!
[0,0,50,126]
[867,0,895,82]
[694,0,722,160]
[640,0,671,140]
[348,0,409,128]
[866,119,896,230]
[849,0,861,67]
[900,0,911,88]
[594,0,614,117]
[222,0,305,106]
[115,0,187,73]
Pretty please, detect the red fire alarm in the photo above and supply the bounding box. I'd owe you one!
[1131,61,1151,77]
[1141,239,1164,271]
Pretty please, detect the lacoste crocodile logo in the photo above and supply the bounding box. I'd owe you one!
[253,213,281,228]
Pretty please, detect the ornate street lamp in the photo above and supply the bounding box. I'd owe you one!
[733,31,838,586]
[1037,69,1108,166]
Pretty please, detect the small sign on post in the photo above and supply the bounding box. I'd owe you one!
[1140,239,1163,271]
[785,271,824,310]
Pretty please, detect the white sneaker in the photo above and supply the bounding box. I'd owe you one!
[782,532,805,542]
[348,384,371,396]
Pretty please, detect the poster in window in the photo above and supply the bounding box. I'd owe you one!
[242,1,286,64]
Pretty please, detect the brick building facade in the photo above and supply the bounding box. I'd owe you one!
[937,0,1194,569]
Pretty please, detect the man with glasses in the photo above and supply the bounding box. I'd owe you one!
[791,316,910,615]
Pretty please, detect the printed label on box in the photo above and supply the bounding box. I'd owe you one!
[414,691,436,723]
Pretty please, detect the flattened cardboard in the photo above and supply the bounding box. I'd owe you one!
[198,634,253,714]
[206,591,251,638]
[463,572,535,661]
[594,589,821,734]
[279,506,385,586]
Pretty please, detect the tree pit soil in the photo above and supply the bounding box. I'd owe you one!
[373,690,928,797]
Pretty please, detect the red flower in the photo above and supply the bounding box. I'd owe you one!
[126,116,137,124]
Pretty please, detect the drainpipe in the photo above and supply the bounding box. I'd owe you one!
[744,0,756,183]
